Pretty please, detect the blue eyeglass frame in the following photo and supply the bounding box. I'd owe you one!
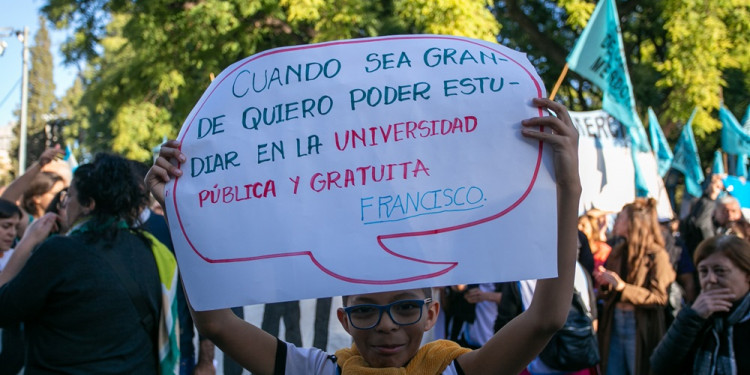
[343,298,433,330]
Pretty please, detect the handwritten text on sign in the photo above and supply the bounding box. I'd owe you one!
[165,35,558,310]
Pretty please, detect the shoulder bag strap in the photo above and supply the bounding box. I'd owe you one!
[81,235,155,334]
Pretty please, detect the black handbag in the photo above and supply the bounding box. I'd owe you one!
[538,291,600,371]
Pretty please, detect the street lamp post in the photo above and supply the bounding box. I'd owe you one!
[18,27,29,175]
[1,26,30,175]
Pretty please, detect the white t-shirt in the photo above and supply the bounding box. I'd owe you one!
[465,283,499,346]
[282,341,463,374]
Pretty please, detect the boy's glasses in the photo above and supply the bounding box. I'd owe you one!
[343,298,432,330]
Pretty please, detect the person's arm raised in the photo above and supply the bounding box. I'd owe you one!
[188,304,278,375]
[145,141,279,375]
[0,213,59,287]
[1,147,65,203]
[456,98,581,375]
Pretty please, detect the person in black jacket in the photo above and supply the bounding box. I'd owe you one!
[680,174,724,257]
[0,153,169,374]
[650,235,750,375]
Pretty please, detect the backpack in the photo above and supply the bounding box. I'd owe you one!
[538,291,600,371]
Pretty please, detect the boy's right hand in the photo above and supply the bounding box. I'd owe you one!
[145,140,186,208]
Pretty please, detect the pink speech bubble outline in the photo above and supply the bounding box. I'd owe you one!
[170,35,545,285]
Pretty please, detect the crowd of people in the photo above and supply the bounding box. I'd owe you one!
[0,98,747,375]
[440,174,750,374]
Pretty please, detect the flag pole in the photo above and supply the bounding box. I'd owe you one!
[548,63,569,100]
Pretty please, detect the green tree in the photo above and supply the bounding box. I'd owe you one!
[43,0,750,168]
[492,0,749,165]
[12,17,57,172]
[43,0,499,161]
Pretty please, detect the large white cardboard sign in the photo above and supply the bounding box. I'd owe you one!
[572,110,673,219]
[166,35,558,310]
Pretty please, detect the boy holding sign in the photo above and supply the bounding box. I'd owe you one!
[146,97,581,375]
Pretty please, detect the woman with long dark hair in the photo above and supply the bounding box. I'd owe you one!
[0,153,178,374]
[595,197,676,375]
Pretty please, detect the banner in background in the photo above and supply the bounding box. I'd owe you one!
[571,110,672,219]
[565,0,651,197]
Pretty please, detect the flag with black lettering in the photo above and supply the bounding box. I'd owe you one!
[648,107,673,177]
[566,0,649,195]
[566,0,643,146]
[572,110,672,219]
[671,108,704,197]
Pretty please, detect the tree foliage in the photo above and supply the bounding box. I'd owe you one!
[42,0,750,167]
[11,17,57,173]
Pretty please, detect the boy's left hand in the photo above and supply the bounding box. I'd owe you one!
[521,97,580,191]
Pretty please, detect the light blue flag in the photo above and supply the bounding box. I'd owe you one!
[629,120,651,197]
[648,107,673,177]
[566,0,646,151]
[720,105,750,155]
[63,144,78,172]
[671,108,704,197]
[566,0,650,196]
[734,105,750,177]
[737,154,748,178]
[712,150,725,175]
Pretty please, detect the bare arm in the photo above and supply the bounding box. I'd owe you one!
[146,141,278,375]
[192,338,216,375]
[0,147,64,203]
[457,98,581,375]
[0,213,59,287]
[189,306,278,375]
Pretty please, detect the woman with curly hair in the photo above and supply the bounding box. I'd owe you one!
[0,153,179,374]
[595,198,676,375]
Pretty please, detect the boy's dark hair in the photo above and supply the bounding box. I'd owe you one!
[342,288,433,306]
[0,198,21,219]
